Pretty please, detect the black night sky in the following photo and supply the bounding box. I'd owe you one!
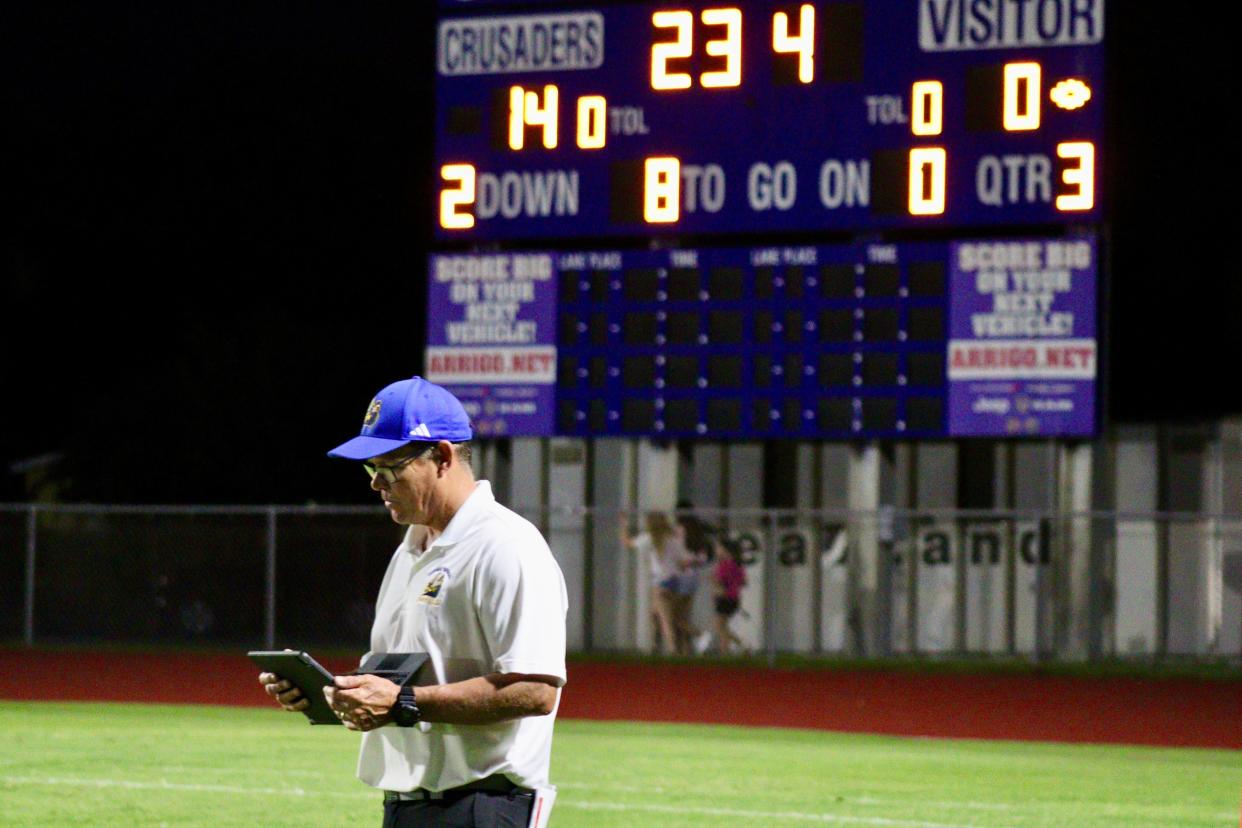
[5,3,1240,505]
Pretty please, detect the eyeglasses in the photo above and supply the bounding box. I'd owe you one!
[363,450,426,484]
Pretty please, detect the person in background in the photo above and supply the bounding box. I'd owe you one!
[675,499,717,566]
[620,511,690,655]
[673,500,717,655]
[711,539,747,655]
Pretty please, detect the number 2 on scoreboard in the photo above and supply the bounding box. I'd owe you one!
[439,164,476,229]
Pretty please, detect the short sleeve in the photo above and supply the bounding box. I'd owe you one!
[473,524,568,686]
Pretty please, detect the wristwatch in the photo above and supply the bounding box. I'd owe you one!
[391,685,421,727]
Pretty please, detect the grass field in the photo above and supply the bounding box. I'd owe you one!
[0,701,1238,827]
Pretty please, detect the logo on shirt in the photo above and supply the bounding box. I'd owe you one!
[418,567,451,606]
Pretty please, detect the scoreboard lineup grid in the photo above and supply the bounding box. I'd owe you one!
[555,244,952,438]
[427,0,1104,441]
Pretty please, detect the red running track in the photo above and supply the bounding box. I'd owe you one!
[1,649,1238,750]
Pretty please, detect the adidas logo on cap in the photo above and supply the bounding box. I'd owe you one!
[410,423,432,438]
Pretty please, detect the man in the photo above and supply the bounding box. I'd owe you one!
[259,376,568,827]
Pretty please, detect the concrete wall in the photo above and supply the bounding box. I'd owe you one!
[1113,425,1160,654]
[492,419,1242,659]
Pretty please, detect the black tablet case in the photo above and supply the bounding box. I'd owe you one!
[248,650,341,725]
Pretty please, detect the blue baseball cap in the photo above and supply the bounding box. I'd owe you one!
[327,376,473,460]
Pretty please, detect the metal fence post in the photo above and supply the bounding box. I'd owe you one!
[1034,514,1049,661]
[583,505,595,653]
[1209,514,1222,656]
[764,514,777,667]
[24,505,37,646]
[1004,514,1017,656]
[907,514,919,655]
[265,507,277,649]
[954,518,968,654]
[811,515,823,654]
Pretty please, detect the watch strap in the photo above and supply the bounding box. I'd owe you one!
[393,685,421,727]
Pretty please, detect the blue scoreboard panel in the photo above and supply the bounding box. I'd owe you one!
[433,0,1104,239]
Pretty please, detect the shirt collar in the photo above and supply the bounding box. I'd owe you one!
[401,524,434,557]
[429,480,493,549]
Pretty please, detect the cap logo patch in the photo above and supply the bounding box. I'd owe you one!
[363,399,382,427]
[410,423,432,438]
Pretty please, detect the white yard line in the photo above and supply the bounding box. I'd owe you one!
[557,781,670,794]
[561,783,1234,821]
[0,775,1000,827]
[2,774,1234,825]
[0,774,373,801]
[558,799,1003,827]
[143,764,342,780]
[852,797,1022,811]
[850,795,1237,822]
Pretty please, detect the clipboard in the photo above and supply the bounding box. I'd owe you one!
[248,650,341,725]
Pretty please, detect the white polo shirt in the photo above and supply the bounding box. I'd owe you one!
[356,481,568,792]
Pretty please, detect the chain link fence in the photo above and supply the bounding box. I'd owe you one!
[3,503,1240,662]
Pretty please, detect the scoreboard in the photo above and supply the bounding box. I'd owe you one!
[427,0,1105,440]
[433,0,1104,239]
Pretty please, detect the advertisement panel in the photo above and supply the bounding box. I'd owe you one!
[426,252,558,436]
[947,237,1097,436]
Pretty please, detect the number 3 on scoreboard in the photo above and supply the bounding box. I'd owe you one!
[440,164,476,230]
[1056,142,1094,211]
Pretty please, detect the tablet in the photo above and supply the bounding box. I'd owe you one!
[248,650,341,725]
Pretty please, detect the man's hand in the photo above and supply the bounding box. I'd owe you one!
[259,672,309,713]
[325,674,400,732]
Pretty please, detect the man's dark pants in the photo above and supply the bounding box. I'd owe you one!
[382,790,533,827]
